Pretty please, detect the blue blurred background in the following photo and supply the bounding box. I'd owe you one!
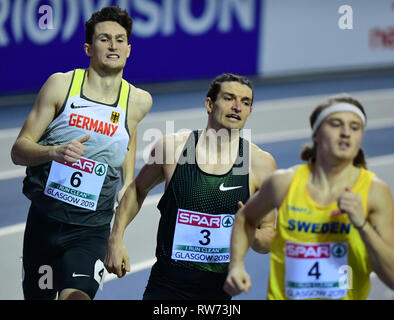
[1,0,393,95]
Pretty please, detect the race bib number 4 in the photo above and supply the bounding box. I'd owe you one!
[171,209,234,264]
[44,157,107,211]
[285,241,349,300]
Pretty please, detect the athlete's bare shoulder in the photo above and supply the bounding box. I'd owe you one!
[47,71,74,89]
[164,130,192,151]
[368,175,393,213]
[127,83,153,121]
[35,71,74,113]
[270,165,299,190]
[249,143,277,191]
[250,143,277,172]
[260,165,298,208]
[146,130,192,175]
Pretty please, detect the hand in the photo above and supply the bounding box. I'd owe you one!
[223,265,251,296]
[51,135,90,163]
[332,187,365,228]
[104,236,130,278]
[237,201,244,209]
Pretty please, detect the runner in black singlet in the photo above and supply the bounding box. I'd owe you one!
[105,73,277,299]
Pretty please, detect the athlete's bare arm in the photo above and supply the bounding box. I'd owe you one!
[105,132,189,277]
[358,178,394,289]
[117,86,153,202]
[224,169,294,296]
[11,72,90,166]
[118,128,137,203]
[249,144,277,253]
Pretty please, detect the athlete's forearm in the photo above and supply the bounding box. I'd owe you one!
[121,129,136,186]
[358,223,394,289]
[110,182,146,240]
[118,151,135,202]
[11,136,56,167]
[229,210,256,269]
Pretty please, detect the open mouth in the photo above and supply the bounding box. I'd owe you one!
[226,114,241,121]
[338,141,350,149]
[106,54,120,59]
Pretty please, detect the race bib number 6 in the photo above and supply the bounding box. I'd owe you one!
[44,157,107,211]
[171,209,234,263]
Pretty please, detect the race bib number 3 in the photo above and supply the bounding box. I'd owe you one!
[171,209,234,264]
[285,241,349,300]
[44,157,107,211]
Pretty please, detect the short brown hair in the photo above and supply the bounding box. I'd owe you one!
[206,73,254,105]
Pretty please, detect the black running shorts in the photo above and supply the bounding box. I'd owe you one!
[22,204,110,300]
[143,259,231,300]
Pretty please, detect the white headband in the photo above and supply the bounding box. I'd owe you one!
[312,103,366,134]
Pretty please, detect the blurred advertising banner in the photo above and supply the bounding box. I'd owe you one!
[0,0,261,94]
[1,0,393,95]
[260,0,394,76]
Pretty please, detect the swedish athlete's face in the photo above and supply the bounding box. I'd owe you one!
[314,111,364,163]
[85,21,131,72]
[206,82,253,131]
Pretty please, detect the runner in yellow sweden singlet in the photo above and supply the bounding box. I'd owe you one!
[268,164,374,300]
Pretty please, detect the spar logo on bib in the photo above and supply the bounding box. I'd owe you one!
[286,243,330,259]
[61,158,95,173]
[177,210,221,228]
[332,243,347,258]
[94,164,106,176]
[222,215,234,228]
[60,158,106,176]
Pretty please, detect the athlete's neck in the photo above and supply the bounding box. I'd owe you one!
[84,67,123,104]
[196,129,240,168]
[202,127,240,150]
[311,156,359,191]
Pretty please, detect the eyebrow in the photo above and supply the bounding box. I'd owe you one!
[97,33,127,38]
[327,117,362,125]
[223,92,252,102]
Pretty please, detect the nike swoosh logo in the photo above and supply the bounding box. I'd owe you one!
[72,272,90,278]
[219,183,243,191]
[70,103,93,109]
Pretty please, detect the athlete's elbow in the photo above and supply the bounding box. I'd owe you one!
[10,144,24,166]
[251,241,270,254]
[251,226,275,254]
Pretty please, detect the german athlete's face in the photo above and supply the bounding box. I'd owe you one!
[206,81,253,131]
[314,111,364,163]
[86,21,131,72]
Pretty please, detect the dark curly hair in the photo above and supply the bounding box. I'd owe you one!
[85,6,133,44]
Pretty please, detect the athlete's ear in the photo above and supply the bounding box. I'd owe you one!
[205,97,213,115]
[312,130,320,144]
[126,43,131,58]
[84,43,92,57]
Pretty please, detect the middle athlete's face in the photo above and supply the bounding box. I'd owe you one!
[206,81,253,131]
[85,21,131,72]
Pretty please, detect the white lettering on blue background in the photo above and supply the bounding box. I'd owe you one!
[0,0,256,46]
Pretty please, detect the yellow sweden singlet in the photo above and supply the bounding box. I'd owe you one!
[267,164,374,300]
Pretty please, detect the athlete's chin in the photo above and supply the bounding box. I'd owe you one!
[222,123,244,131]
[331,153,356,164]
[102,64,125,74]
